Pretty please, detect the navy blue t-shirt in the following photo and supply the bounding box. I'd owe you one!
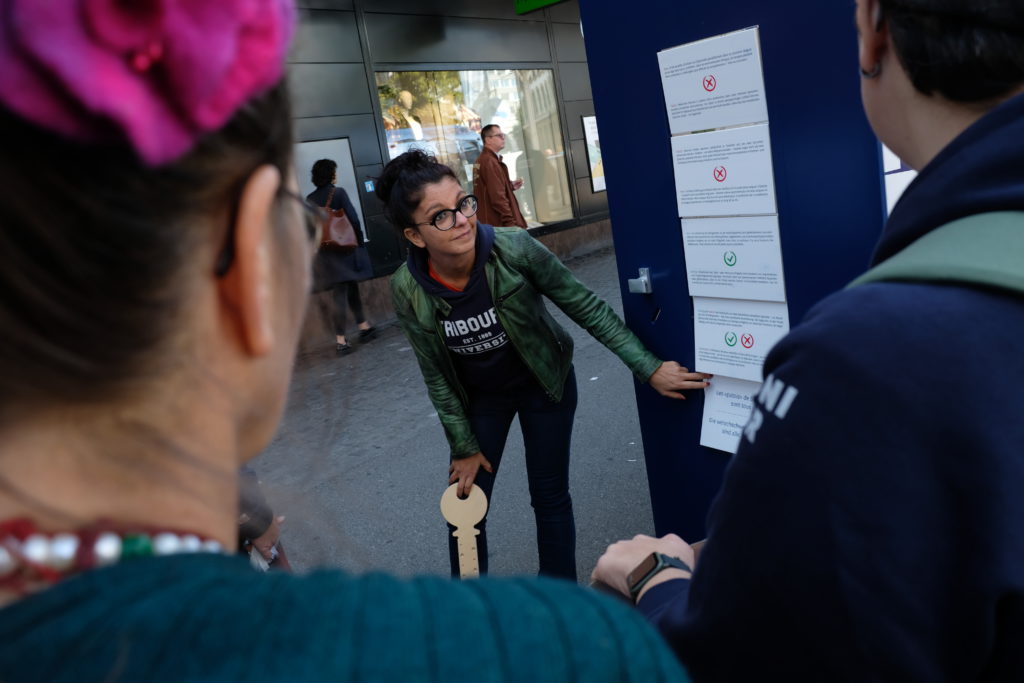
[438,273,532,394]
[407,224,534,395]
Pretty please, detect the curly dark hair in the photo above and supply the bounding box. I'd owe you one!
[881,0,1024,101]
[375,149,459,231]
[311,158,337,188]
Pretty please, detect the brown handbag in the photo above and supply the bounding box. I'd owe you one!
[320,187,358,252]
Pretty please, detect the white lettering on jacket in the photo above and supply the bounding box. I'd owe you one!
[743,373,800,444]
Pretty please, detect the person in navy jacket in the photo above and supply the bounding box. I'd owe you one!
[593,1,1024,680]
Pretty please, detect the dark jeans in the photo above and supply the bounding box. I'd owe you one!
[447,368,578,581]
[330,281,365,336]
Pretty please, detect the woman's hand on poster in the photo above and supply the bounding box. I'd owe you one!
[449,453,493,498]
[649,361,712,400]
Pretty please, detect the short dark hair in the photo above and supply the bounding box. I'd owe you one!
[481,124,500,142]
[375,149,459,230]
[311,158,337,188]
[0,81,294,417]
[882,0,1024,101]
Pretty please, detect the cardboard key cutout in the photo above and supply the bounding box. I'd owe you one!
[440,483,488,578]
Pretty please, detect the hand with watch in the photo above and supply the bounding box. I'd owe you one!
[591,533,695,604]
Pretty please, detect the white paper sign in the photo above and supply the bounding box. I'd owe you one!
[885,171,916,215]
[881,145,902,173]
[672,124,776,218]
[582,115,606,193]
[693,297,790,382]
[658,28,768,135]
[881,145,916,215]
[700,376,760,454]
[681,215,785,302]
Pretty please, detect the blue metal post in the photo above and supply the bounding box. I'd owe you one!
[579,1,886,539]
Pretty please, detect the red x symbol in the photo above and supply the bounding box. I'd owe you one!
[703,75,717,92]
[741,334,754,349]
[713,166,728,182]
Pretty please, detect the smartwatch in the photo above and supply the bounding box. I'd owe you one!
[627,552,691,602]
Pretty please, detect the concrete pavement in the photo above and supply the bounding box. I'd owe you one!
[252,245,658,581]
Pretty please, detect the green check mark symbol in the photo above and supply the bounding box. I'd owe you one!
[725,332,738,347]
[723,251,737,267]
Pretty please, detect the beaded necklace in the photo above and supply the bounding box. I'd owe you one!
[0,518,228,595]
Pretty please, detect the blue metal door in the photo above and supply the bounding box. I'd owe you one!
[578,1,886,539]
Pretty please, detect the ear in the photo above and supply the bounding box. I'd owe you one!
[219,164,282,357]
[856,0,889,74]
[404,226,426,248]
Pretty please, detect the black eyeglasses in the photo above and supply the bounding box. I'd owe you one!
[416,194,479,231]
[214,189,323,277]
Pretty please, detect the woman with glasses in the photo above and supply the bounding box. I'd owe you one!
[307,158,376,356]
[380,150,712,580]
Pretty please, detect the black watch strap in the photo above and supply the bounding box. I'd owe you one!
[627,552,691,601]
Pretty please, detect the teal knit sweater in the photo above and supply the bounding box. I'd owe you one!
[0,554,689,681]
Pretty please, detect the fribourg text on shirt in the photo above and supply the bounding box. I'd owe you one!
[443,307,509,356]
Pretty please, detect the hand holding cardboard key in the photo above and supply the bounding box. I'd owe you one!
[440,483,488,578]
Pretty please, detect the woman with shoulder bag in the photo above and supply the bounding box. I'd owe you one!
[307,158,375,356]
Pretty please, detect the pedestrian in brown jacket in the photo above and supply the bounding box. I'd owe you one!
[473,124,527,229]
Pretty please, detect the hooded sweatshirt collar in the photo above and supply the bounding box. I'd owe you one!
[406,222,496,299]
[873,92,1024,265]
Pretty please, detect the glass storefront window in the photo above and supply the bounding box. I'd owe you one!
[376,69,574,227]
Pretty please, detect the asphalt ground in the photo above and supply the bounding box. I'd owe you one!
[252,245,657,581]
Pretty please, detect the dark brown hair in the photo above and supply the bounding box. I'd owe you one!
[480,124,500,142]
[882,0,1024,101]
[375,149,458,230]
[0,81,294,416]
[311,158,337,188]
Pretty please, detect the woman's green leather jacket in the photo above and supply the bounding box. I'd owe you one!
[391,226,662,460]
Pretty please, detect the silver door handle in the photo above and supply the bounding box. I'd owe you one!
[627,268,652,294]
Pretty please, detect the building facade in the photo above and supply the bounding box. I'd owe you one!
[290,0,606,277]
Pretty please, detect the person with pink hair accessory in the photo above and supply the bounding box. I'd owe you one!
[0,2,689,681]
[0,0,295,165]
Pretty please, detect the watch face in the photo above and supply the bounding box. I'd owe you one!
[627,552,660,590]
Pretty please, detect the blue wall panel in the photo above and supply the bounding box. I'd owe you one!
[579,1,885,539]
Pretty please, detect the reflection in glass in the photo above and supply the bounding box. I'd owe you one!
[376,69,573,227]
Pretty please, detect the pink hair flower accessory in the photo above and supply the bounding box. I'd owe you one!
[0,0,296,166]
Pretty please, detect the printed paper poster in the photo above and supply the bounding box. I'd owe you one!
[672,124,776,217]
[700,376,760,454]
[681,215,785,302]
[692,297,790,382]
[582,115,606,193]
[658,27,769,135]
